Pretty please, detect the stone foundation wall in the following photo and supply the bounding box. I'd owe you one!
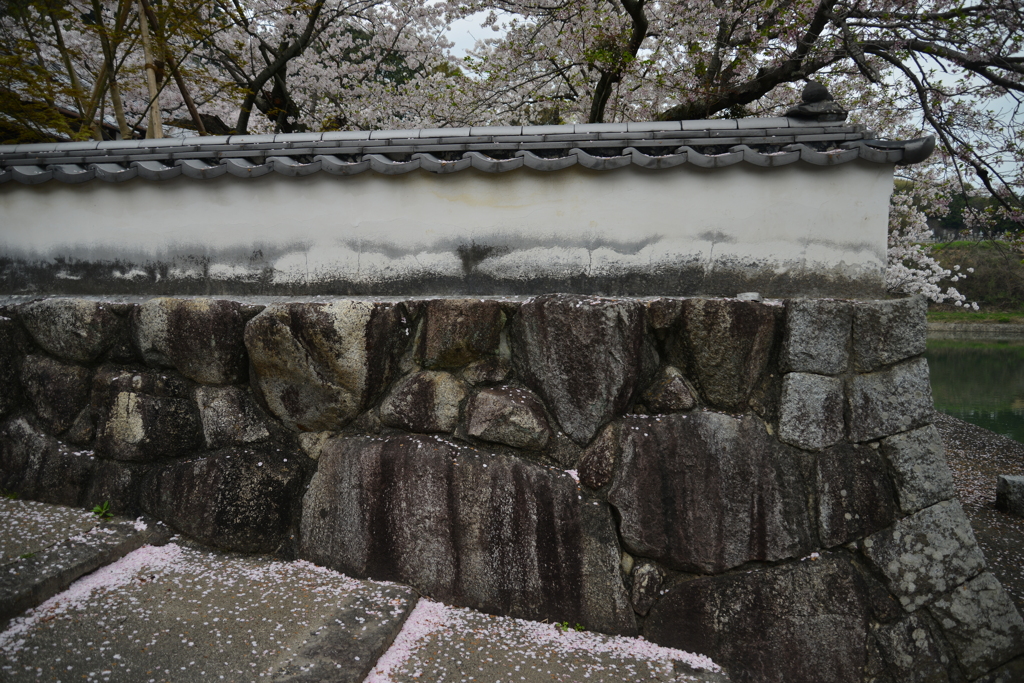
[1,294,1022,682]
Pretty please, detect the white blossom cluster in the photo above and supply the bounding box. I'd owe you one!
[886,182,979,309]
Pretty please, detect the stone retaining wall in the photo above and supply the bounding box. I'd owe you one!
[1,294,1022,682]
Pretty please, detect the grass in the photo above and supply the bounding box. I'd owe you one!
[928,241,1024,309]
[928,309,1024,324]
[931,239,1003,251]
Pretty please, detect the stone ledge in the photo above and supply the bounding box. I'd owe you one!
[0,517,171,629]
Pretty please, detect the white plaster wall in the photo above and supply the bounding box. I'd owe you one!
[0,161,894,294]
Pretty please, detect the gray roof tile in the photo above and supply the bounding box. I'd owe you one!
[228,134,278,145]
[51,164,95,183]
[12,165,53,183]
[315,154,370,175]
[466,151,524,172]
[91,162,138,182]
[10,143,62,153]
[59,141,102,151]
[268,156,322,176]
[469,125,523,136]
[682,119,736,130]
[413,153,473,173]
[527,125,575,135]
[737,117,790,129]
[418,127,472,138]
[277,132,323,144]
[321,131,371,141]
[0,118,933,185]
[575,122,629,134]
[625,148,689,169]
[627,121,681,132]
[370,129,420,140]
[132,160,182,180]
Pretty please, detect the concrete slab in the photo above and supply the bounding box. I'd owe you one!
[366,599,730,683]
[0,500,728,683]
[0,498,98,563]
[0,540,417,682]
[0,499,166,628]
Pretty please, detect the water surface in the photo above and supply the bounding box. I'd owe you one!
[926,340,1024,444]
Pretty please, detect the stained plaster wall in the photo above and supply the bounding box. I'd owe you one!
[0,162,892,297]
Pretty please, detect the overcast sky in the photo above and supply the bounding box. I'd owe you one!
[444,11,500,59]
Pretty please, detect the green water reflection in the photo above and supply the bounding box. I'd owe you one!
[926,340,1024,444]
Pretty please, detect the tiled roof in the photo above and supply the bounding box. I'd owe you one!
[0,118,935,185]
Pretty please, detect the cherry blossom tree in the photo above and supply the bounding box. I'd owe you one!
[0,0,454,137]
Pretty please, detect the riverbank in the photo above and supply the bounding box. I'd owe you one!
[928,322,1024,342]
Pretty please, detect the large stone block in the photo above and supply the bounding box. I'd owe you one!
[577,422,621,490]
[83,458,150,516]
[92,368,202,462]
[782,298,852,375]
[141,446,306,553]
[511,294,647,445]
[379,370,467,434]
[640,365,697,413]
[880,425,956,515]
[645,554,873,683]
[195,385,271,449]
[975,657,1024,683]
[461,356,510,385]
[873,613,960,683]
[465,385,552,450]
[0,417,95,505]
[848,358,934,442]
[416,299,505,369]
[778,372,844,450]
[853,296,928,372]
[996,475,1024,518]
[816,444,898,547]
[927,572,1024,679]
[629,561,663,616]
[0,317,23,418]
[299,434,636,635]
[863,500,987,612]
[664,298,779,413]
[19,354,92,435]
[18,298,125,363]
[606,412,815,573]
[245,301,410,431]
[644,297,685,331]
[132,298,253,384]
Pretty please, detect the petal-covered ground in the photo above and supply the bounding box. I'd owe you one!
[935,412,1024,611]
[367,599,722,683]
[0,499,97,563]
[1,539,413,682]
[0,505,725,683]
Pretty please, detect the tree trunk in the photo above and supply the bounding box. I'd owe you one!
[48,12,102,140]
[138,0,206,135]
[137,0,163,138]
[91,0,131,139]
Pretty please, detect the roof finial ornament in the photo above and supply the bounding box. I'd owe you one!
[785,80,849,122]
